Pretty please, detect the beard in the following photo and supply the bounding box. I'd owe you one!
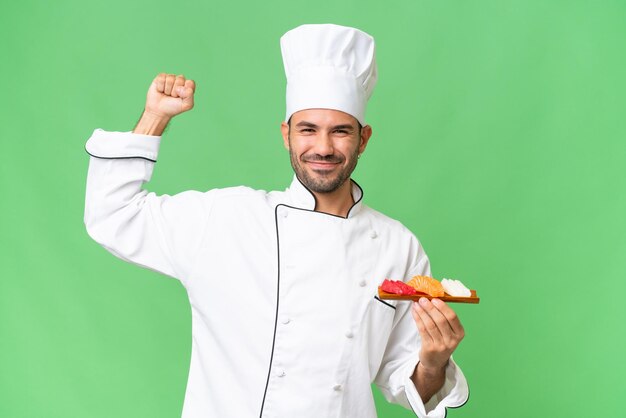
[288,137,359,194]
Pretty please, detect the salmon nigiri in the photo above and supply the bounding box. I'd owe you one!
[406,275,445,297]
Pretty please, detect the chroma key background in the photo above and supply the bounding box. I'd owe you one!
[1,1,624,417]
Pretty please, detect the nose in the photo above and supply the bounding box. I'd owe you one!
[312,132,334,156]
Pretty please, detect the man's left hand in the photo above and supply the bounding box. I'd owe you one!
[412,297,464,370]
[410,297,464,402]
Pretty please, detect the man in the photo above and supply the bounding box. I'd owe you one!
[84,24,469,418]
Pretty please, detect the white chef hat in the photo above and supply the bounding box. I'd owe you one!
[280,23,378,126]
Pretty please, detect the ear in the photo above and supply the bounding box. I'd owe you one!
[358,125,373,155]
[280,122,290,151]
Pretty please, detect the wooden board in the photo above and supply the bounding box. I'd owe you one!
[378,288,480,304]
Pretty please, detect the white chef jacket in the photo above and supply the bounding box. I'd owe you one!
[84,128,469,418]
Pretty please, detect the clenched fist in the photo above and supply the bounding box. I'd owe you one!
[133,73,196,135]
[145,73,196,119]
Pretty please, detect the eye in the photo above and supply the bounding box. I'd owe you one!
[333,129,350,135]
[300,128,315,133]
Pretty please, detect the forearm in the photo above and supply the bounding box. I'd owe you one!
[411,362,446,404]
[133,110,171,136]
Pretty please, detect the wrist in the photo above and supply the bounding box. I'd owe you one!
[412,360,447,404]
[417,360,447,377]
[133,110,171,136]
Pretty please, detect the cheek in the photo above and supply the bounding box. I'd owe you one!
[290,137,314,155]
[338,142,360,159]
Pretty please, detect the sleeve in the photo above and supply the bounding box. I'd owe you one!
[84,128,212,282]
[373,236,469,417]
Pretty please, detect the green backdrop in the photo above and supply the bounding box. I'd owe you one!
[1,0,625,417]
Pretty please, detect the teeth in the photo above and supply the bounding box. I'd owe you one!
[441,278,471,297]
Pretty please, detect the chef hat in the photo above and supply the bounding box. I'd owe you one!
[280,23,378,126]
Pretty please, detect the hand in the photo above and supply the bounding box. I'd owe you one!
[411,297,465,372]
[144,73,196,119]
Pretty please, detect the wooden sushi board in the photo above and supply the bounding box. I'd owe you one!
[378,288,480,304]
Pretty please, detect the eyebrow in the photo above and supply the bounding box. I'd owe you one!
[295,121,319,129]
[331,124,357,131]
[294,121,357,131]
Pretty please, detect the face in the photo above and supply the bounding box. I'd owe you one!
[281,109,372,194]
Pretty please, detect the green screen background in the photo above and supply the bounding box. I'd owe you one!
[1,0,625,417]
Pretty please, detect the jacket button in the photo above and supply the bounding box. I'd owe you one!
[280,316,291,325]
[370,230,377,239]
[345,331,354,339]
[333,384,342,391]
[277,370,286,377]
[358,280,367,287]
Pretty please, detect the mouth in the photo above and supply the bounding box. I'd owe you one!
[305,160,340,171]
[301,154,343,172]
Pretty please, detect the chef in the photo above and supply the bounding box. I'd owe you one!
[84,24,469,418]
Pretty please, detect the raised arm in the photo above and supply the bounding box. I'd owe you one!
[84,73,208,282]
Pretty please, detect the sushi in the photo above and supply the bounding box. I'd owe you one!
[441,278,471,297]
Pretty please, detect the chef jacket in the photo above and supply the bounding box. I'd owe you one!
[84,128,469,418]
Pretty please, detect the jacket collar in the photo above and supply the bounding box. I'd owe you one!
[285,174,364,218]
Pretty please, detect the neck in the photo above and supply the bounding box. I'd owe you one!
[312,179,355,218]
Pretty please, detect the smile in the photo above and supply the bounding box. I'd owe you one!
[305,161,340,171]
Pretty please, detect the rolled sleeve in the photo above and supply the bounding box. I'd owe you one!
[85,128,161,161]
[403,356,469,417]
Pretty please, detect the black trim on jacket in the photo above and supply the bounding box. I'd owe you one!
[85,147,157,163]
